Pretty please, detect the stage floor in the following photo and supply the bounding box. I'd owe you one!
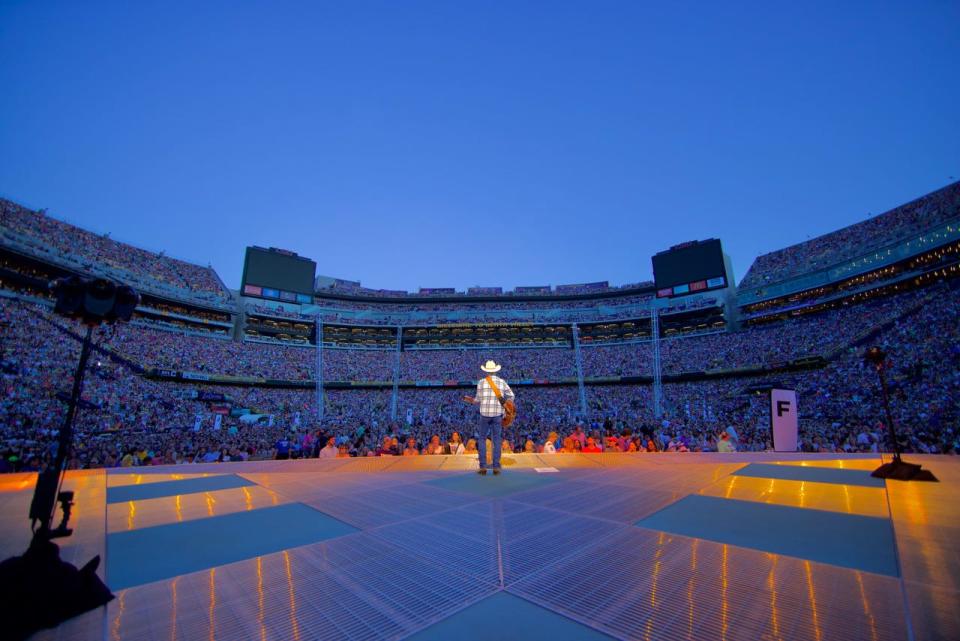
[2,452,957,641]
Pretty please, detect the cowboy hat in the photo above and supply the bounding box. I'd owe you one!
[480,360,501,373]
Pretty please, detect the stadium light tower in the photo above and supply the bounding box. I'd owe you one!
[864,347,937,482]
[0,276,139,639]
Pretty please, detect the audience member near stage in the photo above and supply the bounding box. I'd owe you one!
[318,439,337,458]
[543,432,558,454]
[274,436,291,460]
[403,437,420,456]
[425,435,444,455]
[375,437,396,456]
[583,437,602,453]
[717,432,736,452]
[445,432,465,455]
[570,425,586,447]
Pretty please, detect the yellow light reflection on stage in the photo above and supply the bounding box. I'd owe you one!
[767,554,782,641]
[686,539,699,640]
[855,571,879,641]
[111,590,125,641]
[721,544,729,641]
[208,568,216,641]
[243,486,254,512]
[205,492,216,517]
[889,477,960,593]
[644,531,666,641]
[284,551,301,641]
[701,475,887,517]
[175,495,183,522]
[803,561,823,641]
[257,557,267,641]
[170,577,179,641]
[127,501,136,530]
[896,479,929,525]
[0,477,33,492]
[724,475,738,500]
[650,532,664,608]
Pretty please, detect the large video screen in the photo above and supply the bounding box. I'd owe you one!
[241,247,316,297]
[652,239,726,291]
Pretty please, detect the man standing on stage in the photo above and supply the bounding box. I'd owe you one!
[465,360,515,476]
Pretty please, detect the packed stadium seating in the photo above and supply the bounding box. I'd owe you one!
[2,184,959,472]
[739,181,960,289]
[3,273,958,472]
[317,280,654,298]
[1,199,231,304]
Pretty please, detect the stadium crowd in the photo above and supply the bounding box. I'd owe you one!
[319,280,654,298]
[304,293,719,326]
[3,179,959,472]
[2,273,957,473]
[1,199,230,304]
[41,286,925,386]
[740,181,960,289]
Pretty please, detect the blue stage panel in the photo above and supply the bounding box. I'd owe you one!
[106,474,256,504]
[407,591,615,640]
[107,503,357,589]
[733,463,886,487]
[636,494,899,577]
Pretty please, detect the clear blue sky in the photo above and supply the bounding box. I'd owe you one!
[1,1,957,291]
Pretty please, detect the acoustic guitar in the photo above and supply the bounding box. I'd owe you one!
[462,376,516,428]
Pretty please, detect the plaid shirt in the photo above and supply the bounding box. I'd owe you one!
[475,375,515,417]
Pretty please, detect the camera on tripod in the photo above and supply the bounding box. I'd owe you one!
[49,491,74,540]
[50,275,140,326]
[2,274,141,640]
[28,276,140,542]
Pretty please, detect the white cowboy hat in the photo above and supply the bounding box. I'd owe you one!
[480,360,501,373]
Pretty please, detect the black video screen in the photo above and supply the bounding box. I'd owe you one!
[652,239,726,290]
[242,247,316,295]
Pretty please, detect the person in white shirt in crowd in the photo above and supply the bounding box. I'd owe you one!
[542,431,558,454]
[445,432,465,455]
[717,432,736,452]
[318,438,338,458]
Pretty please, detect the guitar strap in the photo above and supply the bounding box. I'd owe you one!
[485,376,505,405]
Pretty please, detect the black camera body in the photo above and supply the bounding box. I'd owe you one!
[50,276,140,325]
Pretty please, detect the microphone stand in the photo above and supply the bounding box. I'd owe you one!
[866,347,938,482]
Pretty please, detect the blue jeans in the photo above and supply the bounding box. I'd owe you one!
[477,414,503,469]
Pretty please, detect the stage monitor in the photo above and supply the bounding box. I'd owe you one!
[652,239,728,298]
[241,246,316,299]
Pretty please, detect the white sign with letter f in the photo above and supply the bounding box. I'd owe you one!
[770,389,798,452]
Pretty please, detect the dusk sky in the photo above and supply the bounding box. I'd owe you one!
[1,1,957,292]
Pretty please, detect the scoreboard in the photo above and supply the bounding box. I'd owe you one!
[241,246,316,303]
[652,239,728,298]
